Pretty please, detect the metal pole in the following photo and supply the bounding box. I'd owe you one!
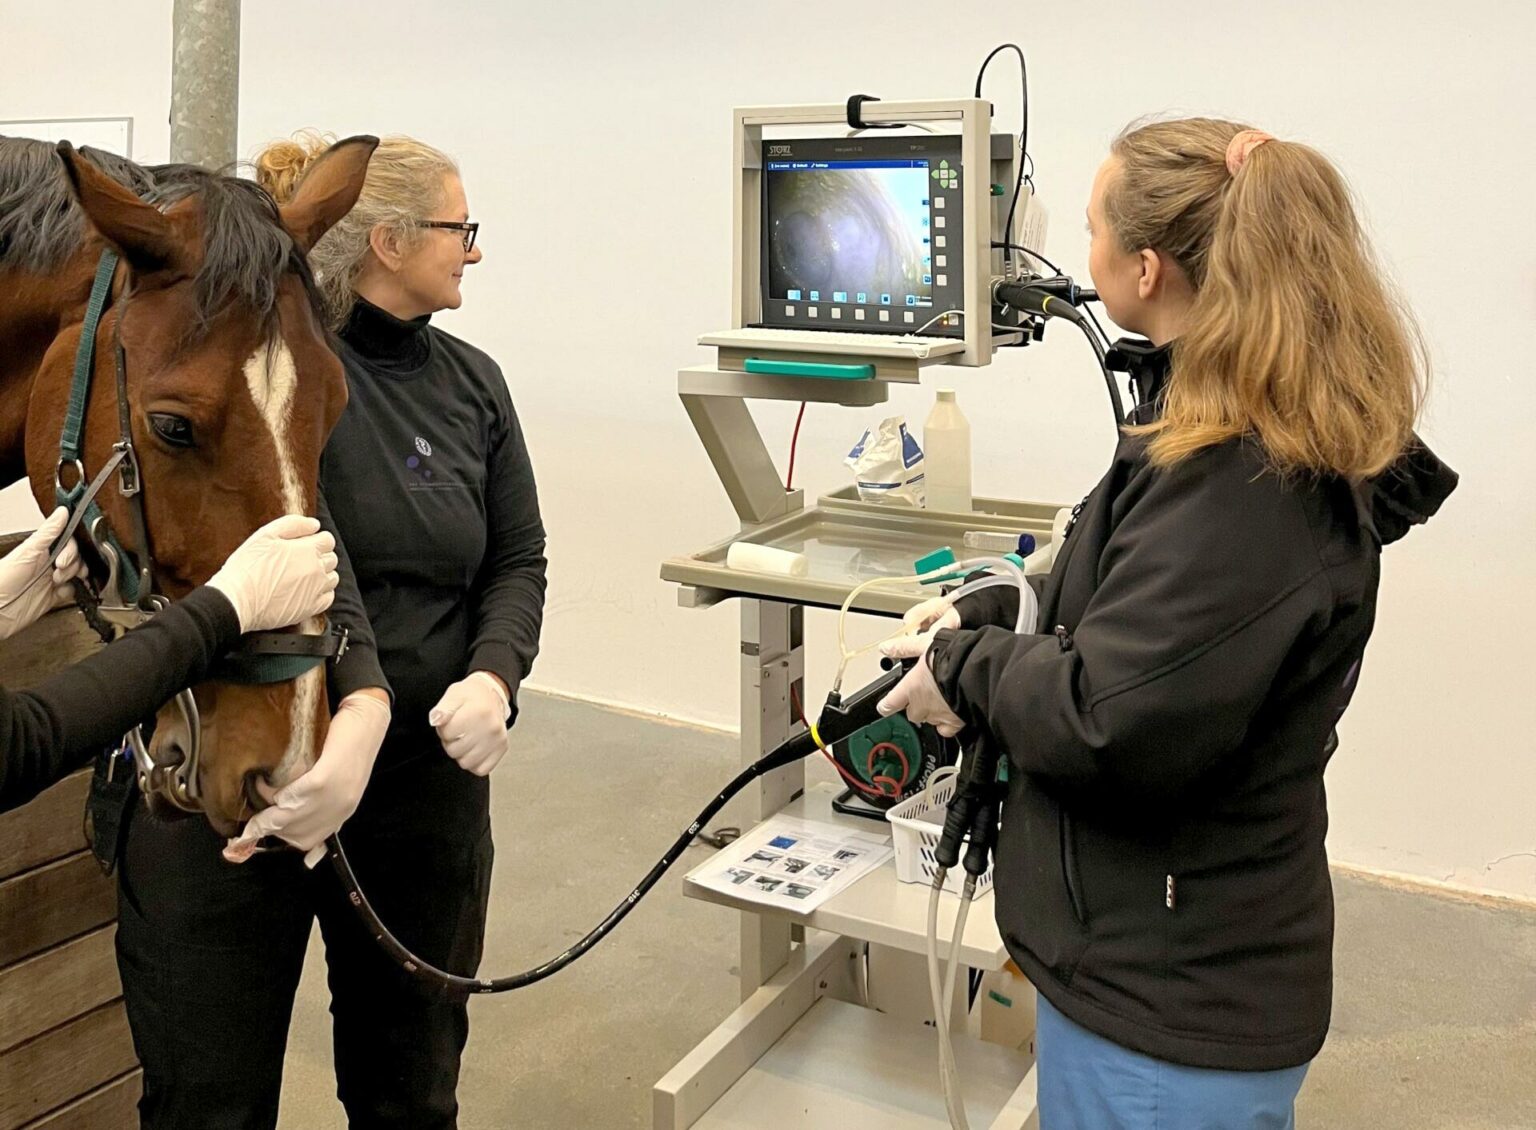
[169,0,240,169]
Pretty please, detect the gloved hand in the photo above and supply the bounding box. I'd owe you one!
[222,690,390,867]
[206,515,339,633]
[0,507,87,641]
[876,640,966,738]
[879,595,961,662]
[430,671,511,776]
[904,594,962,635]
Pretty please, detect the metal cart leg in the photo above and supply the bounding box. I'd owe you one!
[737,598,804,999]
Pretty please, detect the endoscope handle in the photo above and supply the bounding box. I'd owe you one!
[936,729,1002,872]
[935,790,976,872]
[963,786,1002,878]
[813,663,908,748]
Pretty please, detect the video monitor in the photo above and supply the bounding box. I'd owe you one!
[759,134,965,337]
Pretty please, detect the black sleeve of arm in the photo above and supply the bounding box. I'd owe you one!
[0,587,240,814]
[929,450,1327,803]
[952,572,1048,630]
[316,490,390,705]
[469,383,548,723]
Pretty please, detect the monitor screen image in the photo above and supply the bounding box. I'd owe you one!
[765,159,933,308]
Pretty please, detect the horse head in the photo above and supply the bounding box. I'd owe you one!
[24,136,377,834]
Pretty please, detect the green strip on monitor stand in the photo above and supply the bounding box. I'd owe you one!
[743,358,876,381]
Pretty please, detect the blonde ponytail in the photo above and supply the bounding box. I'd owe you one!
[251,130,327,209]
[1107,118,1425,479]
[253,131,459,328]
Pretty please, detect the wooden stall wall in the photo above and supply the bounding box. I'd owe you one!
[0,537,139,1128]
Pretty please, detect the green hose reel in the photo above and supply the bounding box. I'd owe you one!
[832,712,957,811]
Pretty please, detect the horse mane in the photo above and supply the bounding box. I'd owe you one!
[142,164,323,338]
[0,137,324,341]
[0,136,153,271]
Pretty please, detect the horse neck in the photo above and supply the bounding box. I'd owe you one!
[0,243,105,482]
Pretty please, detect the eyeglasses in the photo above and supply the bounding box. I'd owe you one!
[414,220,479,253]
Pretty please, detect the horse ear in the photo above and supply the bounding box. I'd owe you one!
[279,135,379,254]
[56,142,187,275]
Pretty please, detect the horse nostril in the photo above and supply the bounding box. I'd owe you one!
[148,728,187,774]
[243,769,273,814]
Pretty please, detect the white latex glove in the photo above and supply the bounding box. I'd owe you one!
[0,508,87,640]
[206,515,339,633]
[880,594,962,662]
[430,671,511,776]
[223,690,390,867]
[877,642,966,738]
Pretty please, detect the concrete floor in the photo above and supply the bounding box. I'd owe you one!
[277,692,1536,1130]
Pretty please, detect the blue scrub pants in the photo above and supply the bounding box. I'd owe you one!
[1036,995,1310,1130]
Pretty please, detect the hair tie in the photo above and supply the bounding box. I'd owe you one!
[1225,129,1275,176]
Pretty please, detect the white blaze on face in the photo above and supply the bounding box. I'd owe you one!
[243,338,323,785]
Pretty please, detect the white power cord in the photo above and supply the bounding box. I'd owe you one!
[925,871,976,1130]
[927,871,969,1129]
[945,876,976,1033]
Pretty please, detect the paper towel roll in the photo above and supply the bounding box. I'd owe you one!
[726,541,809,577]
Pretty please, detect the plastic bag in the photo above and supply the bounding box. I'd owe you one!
[845,417,925,507]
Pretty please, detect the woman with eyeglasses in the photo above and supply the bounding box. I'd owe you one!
[110,132,547,1130]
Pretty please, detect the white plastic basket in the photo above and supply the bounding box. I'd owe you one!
[884,768,995,897]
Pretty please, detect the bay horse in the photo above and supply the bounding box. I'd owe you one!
[0,134,377,833]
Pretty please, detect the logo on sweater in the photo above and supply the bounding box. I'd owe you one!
[403,432,469,492]
[406,436,434,483]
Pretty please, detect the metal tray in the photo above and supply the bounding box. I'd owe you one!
[816,485,1064,528]
[660,494,1064,615]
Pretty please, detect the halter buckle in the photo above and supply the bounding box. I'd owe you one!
[88,516,157,633]
[89,517,130,620]
[113,440,141,497]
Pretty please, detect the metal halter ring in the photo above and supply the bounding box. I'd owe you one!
[55,457,86,500]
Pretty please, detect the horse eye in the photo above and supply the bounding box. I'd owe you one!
[148,412,195,448]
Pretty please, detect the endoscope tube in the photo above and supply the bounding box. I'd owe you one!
[329,666,907,997]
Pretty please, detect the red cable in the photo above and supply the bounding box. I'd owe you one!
[866,741,911,796]
[786,402,807,490]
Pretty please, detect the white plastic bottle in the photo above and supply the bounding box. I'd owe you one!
[924,388,972,513]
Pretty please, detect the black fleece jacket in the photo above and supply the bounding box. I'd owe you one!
[929,344,1459,1070]
[320,299,546,757]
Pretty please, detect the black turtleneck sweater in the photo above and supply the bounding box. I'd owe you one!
[320,298,547,754]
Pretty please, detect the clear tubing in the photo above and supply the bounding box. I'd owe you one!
[834,555,1033,693]
[947,573,1038,636]
[927,874,969,1129]
[941,879,976,1129]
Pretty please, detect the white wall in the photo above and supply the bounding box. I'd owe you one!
[7,1,1534,901]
